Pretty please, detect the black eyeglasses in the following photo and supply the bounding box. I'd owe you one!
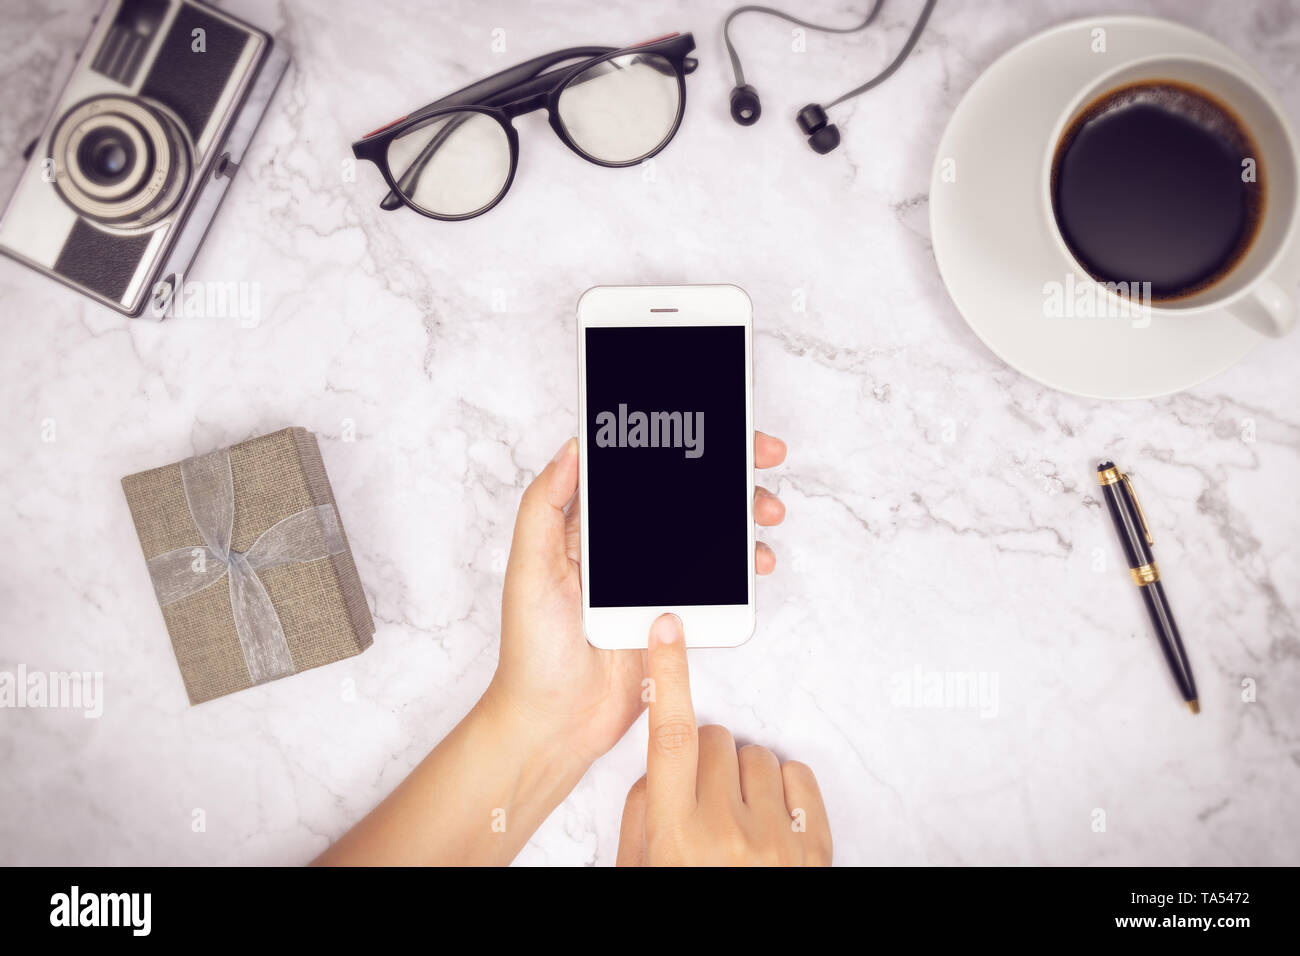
[352,33,697,221]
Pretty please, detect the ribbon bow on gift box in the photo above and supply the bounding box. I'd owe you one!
[145,449,346,685]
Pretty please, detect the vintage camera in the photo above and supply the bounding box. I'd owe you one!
[0,0,287,317]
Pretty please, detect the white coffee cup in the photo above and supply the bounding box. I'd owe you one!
[1041,54,1300,337]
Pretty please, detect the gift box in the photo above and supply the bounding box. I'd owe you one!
[122,427,374,705]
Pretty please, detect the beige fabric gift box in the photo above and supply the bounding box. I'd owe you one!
[122,427,374,705]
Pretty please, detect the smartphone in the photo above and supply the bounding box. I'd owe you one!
[576,284,755,649]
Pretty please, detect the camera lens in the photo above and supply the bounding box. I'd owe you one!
[50,95,192,229]
[97,143,127,176]
[77,129,136,186]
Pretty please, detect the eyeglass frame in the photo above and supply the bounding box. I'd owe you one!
[351,32,698,221]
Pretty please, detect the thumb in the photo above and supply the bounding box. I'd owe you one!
[509,438,578,574]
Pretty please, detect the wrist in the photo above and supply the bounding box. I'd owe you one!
[475,682,593,804]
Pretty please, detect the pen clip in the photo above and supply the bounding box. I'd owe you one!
[1121,472,1154,547]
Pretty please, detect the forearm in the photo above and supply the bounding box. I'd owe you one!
[314,689,591,866]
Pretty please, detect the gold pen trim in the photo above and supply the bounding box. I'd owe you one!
[1122,473,1155,546]
[1100,466,1156,547]
[1129,562,1160,586]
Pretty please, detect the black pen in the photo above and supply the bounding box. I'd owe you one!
[1097,461,1199,714]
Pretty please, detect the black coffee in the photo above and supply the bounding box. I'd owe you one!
[1051,81,1264,301]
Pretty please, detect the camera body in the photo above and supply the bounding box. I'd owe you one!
[0,0,287,317]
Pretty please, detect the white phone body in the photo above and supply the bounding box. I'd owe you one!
[576,284,755,649]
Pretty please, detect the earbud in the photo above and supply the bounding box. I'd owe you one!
[729,84,762,126]
[796,103,840,154]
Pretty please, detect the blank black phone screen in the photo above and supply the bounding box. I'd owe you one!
[585,324,748,608]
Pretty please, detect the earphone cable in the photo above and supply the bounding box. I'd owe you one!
[724,0,936,109]
[723,0,886,88]
[827,0,937,107]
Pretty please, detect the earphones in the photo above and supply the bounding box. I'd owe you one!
[724,0,938,154]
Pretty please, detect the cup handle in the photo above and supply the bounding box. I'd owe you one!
[1227,277,1297,337]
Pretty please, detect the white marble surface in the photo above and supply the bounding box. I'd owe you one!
[1,0,1297,866]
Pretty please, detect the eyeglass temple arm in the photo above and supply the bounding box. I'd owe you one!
[378,46,617,209]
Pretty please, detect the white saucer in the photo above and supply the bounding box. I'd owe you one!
[930,16,1266,400]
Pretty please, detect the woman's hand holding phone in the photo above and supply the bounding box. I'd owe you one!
[615,613,832,866]
[485,431,790,768]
